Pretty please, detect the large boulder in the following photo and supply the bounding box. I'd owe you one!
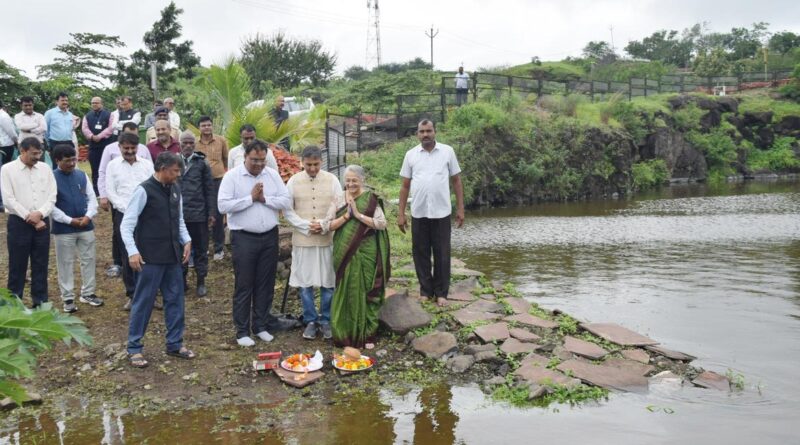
[412,331,458,359]
[700,109,722,130]
[743,111,773,127]
[641,128,707,181]
[774,116,800,137]
[378,290,432,334]
[716,96,739,113]
[694,97,720,111]
[667,95,691,110]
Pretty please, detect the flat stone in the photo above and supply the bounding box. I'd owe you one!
[451,258,467,268]
[504,313,558,329]
[378,291,433,334]
[451,309,501,326]
[446,355,475,373]
[527,383,553,400]
[509,327,541,343]
[73,350,91,360]
[692,371,730,391]
[563,336,608,360]
[474,350,502,363]
[649,370,683,391]
[645,345,696,361]
[412,331,458,359]
[514,363,574,386]
[474,322,510,343]
[552,346,574,361]
[451,277,481,293]
[603,357,655,376]
[484,376,507,386]
[621,349,651,364]
[273,367,324,388]
[467,299,504,313]
[519,352,550,368]
[478,294,497,301]
[557,359,648,392]
[580,323,659,346]
[504,298,532,315]
[452,267,484,278]
[464,343,496,355]
[500,338,540,355]
[448,291,477,302]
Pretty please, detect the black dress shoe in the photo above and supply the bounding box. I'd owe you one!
[196,284,207,297]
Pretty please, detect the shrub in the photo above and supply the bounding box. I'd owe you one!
[631,159,669,189]
[747,137,800,171]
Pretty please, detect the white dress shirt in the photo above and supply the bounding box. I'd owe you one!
[14,111,47,142]
[106,157,154,212]
[169,111,181,130]
[399,142,462,219]
[227,144,278,172]
[0,109,17,147]
[51,170,98,224]
[97,142,152,198]
[217,164,291,233]
[0,159,57,219]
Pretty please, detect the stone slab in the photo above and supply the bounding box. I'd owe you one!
[556,359,648,392]
[474,350,502,363]
[505,297,532,315]
[451,277,481,293]
[448,291,478,302]
[499,338,540,355]
[509,328,541,343]
[273,368,324,388]
[519,352,550,368]
[580,323,659,346]
[603,357,655,376]
[692,371,730,391]
[621,349,651,364]
[563,336,608,360]
[478,294,497,301]
[467,299,504,313]
[645,345,696,361]
[514,363,574,386]
[451,309,501,326]
[378,291,432,334]
[412,331,458,359]
[464,343,495,355]
[446,355,475,373]
[474,322,510,343]
[504,313,558,329]
[452,268,484,278]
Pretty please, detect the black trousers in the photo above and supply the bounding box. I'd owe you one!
[6,215,50,306]
[211,178,225,254]
[184,221,209,282]
[411,216,452,299]
[112,209,136,297]
[230,228,279,338]
[110,209,122,266]
[88,145,105,196]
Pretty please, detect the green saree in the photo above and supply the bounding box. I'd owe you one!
[331,191,391,348]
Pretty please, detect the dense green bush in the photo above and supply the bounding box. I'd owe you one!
[747,137,800,171]
[632,159,669,189]
[687,128,739,176]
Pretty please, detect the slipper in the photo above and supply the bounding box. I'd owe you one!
[166,347,196,360]
[128,353,148,368]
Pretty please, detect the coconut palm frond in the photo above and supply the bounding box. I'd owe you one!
[204,58,253,125]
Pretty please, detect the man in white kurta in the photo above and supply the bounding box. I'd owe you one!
[283,146,343,340]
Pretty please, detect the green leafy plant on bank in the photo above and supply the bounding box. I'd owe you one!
[746,136,800,172]
[492,380,609,408]
[632,159,669,189]
[0,290,92,404]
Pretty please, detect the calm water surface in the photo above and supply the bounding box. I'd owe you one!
[2,181,799,444]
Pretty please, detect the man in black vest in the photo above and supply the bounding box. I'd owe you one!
[112,96,141,138]
[81,97,114,194]
[121,152,194,368]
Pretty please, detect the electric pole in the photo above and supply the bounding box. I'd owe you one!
[609,25,616,53]
[426,25,439,70]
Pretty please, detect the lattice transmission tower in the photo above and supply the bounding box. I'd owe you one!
[365,0,382,69]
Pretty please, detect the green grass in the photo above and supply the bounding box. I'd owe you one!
[738,94,800,121]
[500,61,587,79]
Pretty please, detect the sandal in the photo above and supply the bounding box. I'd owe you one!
[166,347,196,360]
[128,353,148,368]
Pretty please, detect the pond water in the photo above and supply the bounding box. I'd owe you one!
[2,181,799,444]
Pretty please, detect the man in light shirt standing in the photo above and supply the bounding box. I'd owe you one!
[14,97,47,144]
[163,97,180,130]
[81,97,116,194]
[218,139,295,347]
[0,101,17,165]
[397,119,465,307]
[44,92,77,150]
[111,96,141,138]
[51,144,104,313]
[455,66,470,106]
[227,124,278,172]
[0,137,57,308]
[195,116,228,261]
[107,133,155,310]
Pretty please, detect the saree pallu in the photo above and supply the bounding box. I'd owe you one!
[331,191,391,348]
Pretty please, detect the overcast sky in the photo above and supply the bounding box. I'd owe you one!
[2,0,798,80]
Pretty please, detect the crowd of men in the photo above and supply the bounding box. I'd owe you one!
[0,92,464,368]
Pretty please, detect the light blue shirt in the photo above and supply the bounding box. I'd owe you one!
[44,107,74,141]
[218,164,291,233]
[120,181,191,257]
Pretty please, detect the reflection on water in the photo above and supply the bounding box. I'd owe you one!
[3,181,800,444]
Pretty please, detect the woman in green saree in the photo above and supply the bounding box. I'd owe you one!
[326,165,390,348]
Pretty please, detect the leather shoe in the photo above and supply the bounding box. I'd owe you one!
[196,284,208,297]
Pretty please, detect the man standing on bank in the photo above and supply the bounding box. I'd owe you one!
[51,144,104,313]
[284,146,343,340]
[195,116,228,261]
[218,139,295,347]
[178,131,214,297]
[81,97,116,194]
[44,92,76,150]
[397,119,465,307]
[0,137,57,308]
[121,152,194,368]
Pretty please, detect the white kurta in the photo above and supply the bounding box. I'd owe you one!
[284,173,343,288]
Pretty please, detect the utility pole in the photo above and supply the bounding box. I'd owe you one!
[426,25,439,69]
[609,25,616,53]
[150,61,158,101]
[365,0,382,69]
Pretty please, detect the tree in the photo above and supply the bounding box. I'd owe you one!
[725,22,769,60]
[37,33,125,88]
[0,60,29,107]
[582,41,617,61]
[115,2,201,88]
[344,65,370,81]
[768,31,800,54]
[375,57,432,74]
[693,47,732,76]
[239,32,336,96]
[624,29,694,67]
